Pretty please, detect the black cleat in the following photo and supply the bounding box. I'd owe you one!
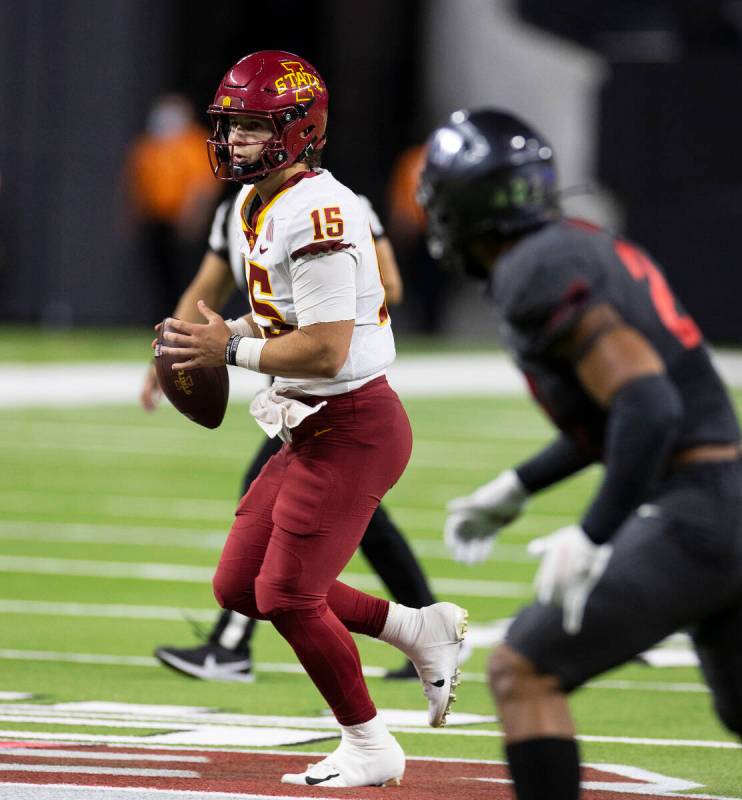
[155,643,254,682]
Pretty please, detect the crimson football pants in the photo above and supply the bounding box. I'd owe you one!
[212,377,413,725]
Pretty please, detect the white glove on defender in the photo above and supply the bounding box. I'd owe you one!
[444,469,528,564]
[528,524,613,635]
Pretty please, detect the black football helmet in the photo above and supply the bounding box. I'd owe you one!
[418,108,560,277]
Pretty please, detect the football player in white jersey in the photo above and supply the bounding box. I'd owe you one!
[156,50,468,788]
[143,191,442,683]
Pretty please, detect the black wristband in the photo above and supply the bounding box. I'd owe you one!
[225,334,242,366]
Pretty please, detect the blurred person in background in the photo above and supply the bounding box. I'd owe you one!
[420,108,742,800]
[142,188,440,683]
[386,143,447,335]
[154,50,469,788]
[124,93,222,319]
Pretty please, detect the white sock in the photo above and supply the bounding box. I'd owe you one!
[340,713,391,746]
[377,602,422,652]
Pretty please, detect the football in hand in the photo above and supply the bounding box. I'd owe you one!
[154,319,229,429]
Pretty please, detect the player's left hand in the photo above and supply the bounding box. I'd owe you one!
[444,469,528,565]
[156,301,231,370]
[528,524,613,635]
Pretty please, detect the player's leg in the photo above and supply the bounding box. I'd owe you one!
[264,380,466,743]
[359,504,438,679]
[307,381,467,726]
[256,383,414,727]
[491,462,742,799]
[688,460,742,738]
[262,516,404,787]
[263,502,467,731]
[693,600,742,738]
[155,436,283,680]
[262,391,410,787]
[327,549,466,720]
[212,445,289,620]
[206,608,257,652]
[488,644,580,799]
[259,518,380,723]
[155,610,256,681]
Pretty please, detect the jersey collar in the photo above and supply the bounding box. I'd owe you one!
[242,169,320,235]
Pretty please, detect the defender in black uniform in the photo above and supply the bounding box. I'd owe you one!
[419,109,742,800]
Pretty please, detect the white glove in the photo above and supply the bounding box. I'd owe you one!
[444,469,528,564]
[528,524,613,635]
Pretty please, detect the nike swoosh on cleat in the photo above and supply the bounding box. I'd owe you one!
[431,679,446,688]
[202,654,252,674]
[306,773,340,785]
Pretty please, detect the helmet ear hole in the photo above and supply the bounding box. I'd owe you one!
[301,124,315,140]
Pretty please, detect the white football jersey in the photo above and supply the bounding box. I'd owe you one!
[209,191,384,299]
[234,169,395,395]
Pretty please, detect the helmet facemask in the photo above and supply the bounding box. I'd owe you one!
[207,101,322,183]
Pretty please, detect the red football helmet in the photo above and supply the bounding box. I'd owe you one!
[207,50,329,182]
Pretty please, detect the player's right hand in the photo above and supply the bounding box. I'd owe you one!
[140,361,163,411]
[444,469,528,564]
[528,524,613,635]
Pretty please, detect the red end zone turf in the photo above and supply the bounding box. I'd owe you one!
[0,743,707,799]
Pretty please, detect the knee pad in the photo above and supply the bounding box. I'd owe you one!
[254,573,297,618]
[212,571,258,618]
[212,573,230,610]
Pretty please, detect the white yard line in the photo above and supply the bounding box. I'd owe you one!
[1,783,737,800]
[0,709,736,751]
[1,350,741,409]
[0,651,156,667]
[0,764,200,778]
[0,555,533,598]
[0,785,359,800]
[0,600,217,622]
[0,356,525,409]
[0,520,536,562]
[0,521,227,551]
[0,749,209,762]
[0,649,709,694]
[0,519,568,562]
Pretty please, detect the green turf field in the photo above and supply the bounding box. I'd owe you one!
[0,343,740,795]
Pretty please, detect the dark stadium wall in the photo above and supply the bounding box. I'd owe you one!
[0,0,180,325]
[0,0,422,326]
[170,0,422,245]
[517,0,742,343]
[599,57,742,343]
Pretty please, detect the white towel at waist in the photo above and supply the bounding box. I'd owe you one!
[249,387,327,442]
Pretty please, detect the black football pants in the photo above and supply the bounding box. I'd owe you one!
[507,458,742,737]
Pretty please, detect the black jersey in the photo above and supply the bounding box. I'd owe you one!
[491,219,740,457]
